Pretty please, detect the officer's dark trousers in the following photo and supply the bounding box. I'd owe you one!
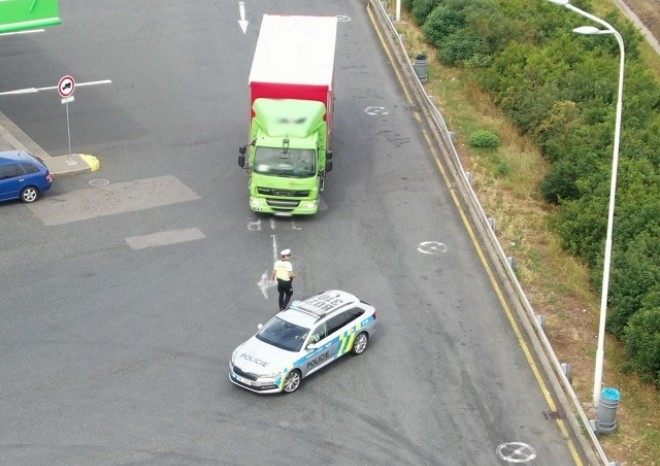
[277,279,293,310]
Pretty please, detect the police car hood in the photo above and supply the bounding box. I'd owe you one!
[234,336,296,374]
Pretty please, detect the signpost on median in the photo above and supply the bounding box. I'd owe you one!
[58,75,75,158]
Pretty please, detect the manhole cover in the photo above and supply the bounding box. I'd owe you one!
[89,178,110,187]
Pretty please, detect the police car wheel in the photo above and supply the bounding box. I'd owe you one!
[352,332,369,355]
[283,370,302,393]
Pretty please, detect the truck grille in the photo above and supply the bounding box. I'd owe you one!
[257,187,310,197]
[267,199,300,209]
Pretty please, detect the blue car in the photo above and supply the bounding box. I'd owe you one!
[0,150,53,203]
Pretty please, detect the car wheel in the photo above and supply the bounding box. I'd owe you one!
[352,332,369,355]
[20,186,39,203]
[282,370,301,394]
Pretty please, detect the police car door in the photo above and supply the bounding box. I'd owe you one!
[301,321,338,377]
[329,308,365,358]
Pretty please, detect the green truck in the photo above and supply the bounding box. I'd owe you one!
[238,14,338,215]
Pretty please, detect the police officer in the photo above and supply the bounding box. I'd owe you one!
[272,249,295,311]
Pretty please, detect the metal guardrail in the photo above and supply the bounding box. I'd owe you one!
[367,1,614,465]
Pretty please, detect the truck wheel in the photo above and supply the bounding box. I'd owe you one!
[352,332,369,355]
[282,370,302,393]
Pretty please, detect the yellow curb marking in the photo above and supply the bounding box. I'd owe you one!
[79,154,100,171]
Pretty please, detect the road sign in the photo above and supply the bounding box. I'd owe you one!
[58,75,75,98]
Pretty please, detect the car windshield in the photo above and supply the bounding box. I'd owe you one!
[256,316,309,352]
[253,147,316,177]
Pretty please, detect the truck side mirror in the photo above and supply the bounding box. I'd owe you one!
[326,150,333,160]
[325,159,333,173]
[238,145,248,167]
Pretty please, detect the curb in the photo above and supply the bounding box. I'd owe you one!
[44,154,100,176]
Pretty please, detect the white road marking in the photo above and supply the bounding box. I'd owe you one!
[365,106,389,115]
[29,175,200,225]
[271,234,279,262]
[247,218,262,230]
[248,217,304,231]
[0,29,45,37]
[0,79,112,96]
[257,234,279,299]
[417,241,448,254]
[496,442,537,463]
[126,228,206,250]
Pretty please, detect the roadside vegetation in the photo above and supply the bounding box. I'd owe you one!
[382,0,660,463]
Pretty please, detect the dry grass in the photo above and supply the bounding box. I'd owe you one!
[389,5,659,466]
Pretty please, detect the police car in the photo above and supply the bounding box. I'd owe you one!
[229,290,377,394]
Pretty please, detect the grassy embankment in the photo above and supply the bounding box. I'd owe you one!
[381,2,659,464]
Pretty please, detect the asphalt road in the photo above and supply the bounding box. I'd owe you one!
[0,1,584,465]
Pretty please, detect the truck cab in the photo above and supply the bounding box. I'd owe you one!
[239,99,332,215]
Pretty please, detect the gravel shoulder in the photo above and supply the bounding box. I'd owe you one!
[616,0,660,53]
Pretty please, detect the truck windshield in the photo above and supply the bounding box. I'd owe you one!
[253,147,316,177]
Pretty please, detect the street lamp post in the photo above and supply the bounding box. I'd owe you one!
[547,0,625,408]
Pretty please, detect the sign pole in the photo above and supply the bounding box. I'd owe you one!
[57,75,76,159]
[65,100,72,157]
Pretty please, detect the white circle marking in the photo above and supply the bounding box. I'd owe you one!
[496,442,537,463]
[365,106,389,116]
[417,241,447,254]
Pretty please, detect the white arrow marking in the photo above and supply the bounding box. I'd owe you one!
[256,234,279,299]
[258,270,275,299]
[238,1,248,34]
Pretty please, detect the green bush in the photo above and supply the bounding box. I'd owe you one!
[495,161,510,178]
[422,5,466,47]
[624,306,660,387]
[411,0,442,26]
[608,227,660,336]
[469,130,500,149]
[420,0,512,67]
[402,0,415,11]
[437,28,486,66]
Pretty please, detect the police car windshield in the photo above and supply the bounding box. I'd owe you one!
[256,316,309,352]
